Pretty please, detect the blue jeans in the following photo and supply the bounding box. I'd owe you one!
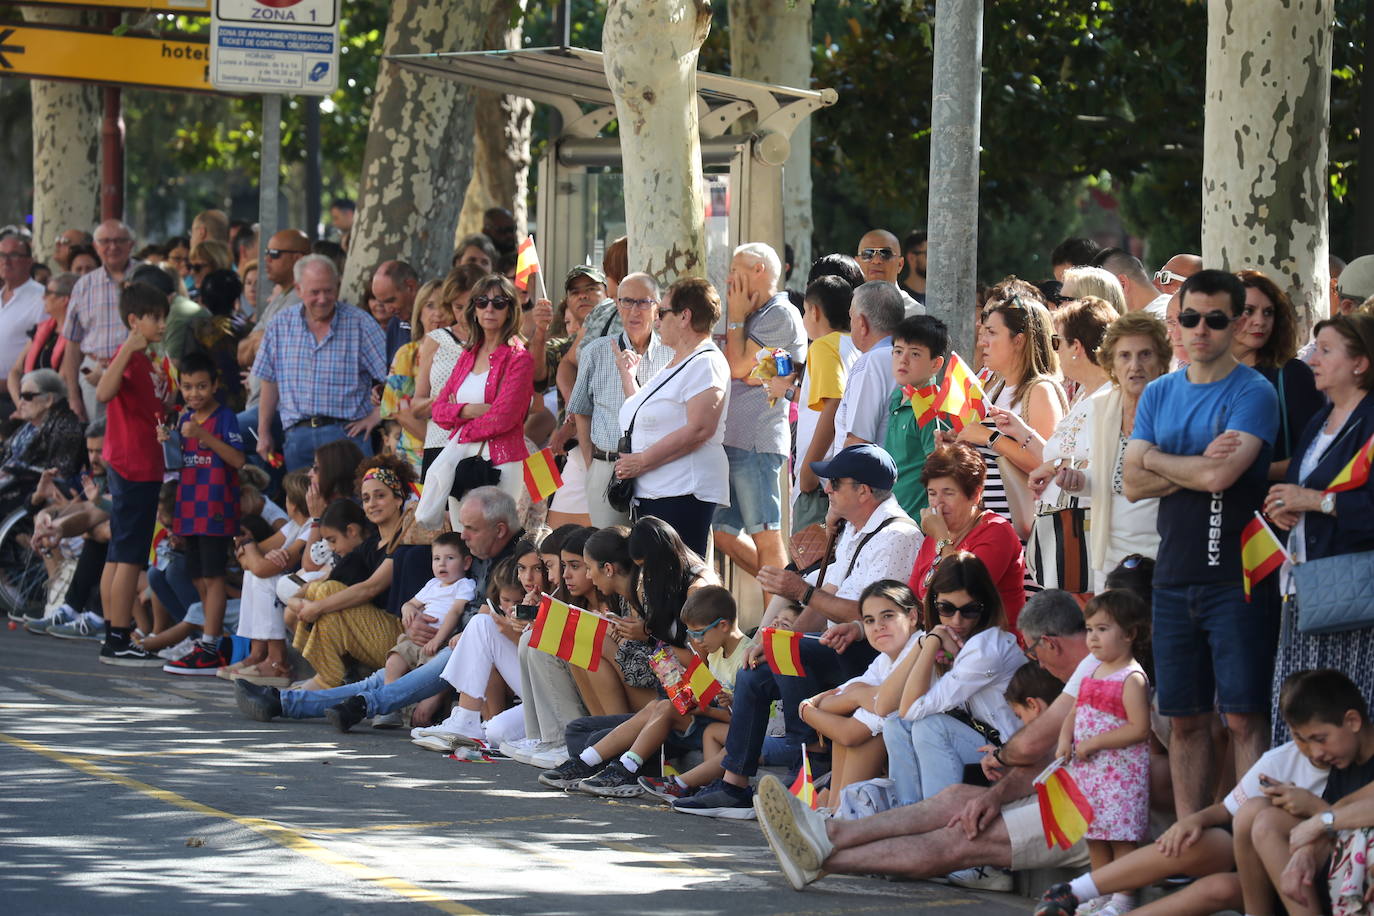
[238,405,286,494]
[282,421,372,473]
[279,647,452,719]
[1153,581,1279,716]
[148,552,199,622]
[884,712,989,807]
[713,446,785,535]
[721,636,876,778]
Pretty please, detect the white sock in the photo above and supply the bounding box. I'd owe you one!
[1068,875,1100,902]
[672,775,688,789]
[1109,894,1135,911]
[619,751,642,774]
[580,747,603,766]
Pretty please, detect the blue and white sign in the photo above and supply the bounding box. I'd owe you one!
[210,0,339,94]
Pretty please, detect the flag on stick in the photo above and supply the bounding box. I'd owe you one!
[932,352,989,432]
[523,447,564,502]
[514,236,540,292]
[1034,757,1094,849]
[790,746,818,809]
[528,594,608,671]
[684,655,722,708]
[761,627,807,677]
[1241,512,1288,601]
[904,383,940,428]
[1326,432,1374,493]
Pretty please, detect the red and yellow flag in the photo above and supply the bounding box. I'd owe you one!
[1241,513,1286,601]
[761,627,806,678]
[1035,761,1094,849]
[523,447,564,502]
[528,594,608,671]
[790,746,819,809]
[1326,432,1374,493]
[684,655,722,708]
[933,352,989,432]
[903,383,940,428]
[514,236,540,291]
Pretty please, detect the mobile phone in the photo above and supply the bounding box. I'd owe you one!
[1258,774,1284,788]
[515,603,539,621]
[487,599,506,617]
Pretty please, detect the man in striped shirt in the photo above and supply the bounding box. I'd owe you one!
[60,220,140,423]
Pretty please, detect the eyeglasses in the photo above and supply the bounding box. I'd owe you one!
[472,296,513,311]
[1177,310,1236,331]
[1051,334,1062,350]
[167,254,188,264]
[617,297,659,311]
[1154,269,1189,287]
[44,288,65,297]
[1024,633,1053,661]
[94,237,132,247]
[18,391,44,401]
[266,248,307,259]
[0,252,32,261]
[685,617,727,640]
[858,248,897,262]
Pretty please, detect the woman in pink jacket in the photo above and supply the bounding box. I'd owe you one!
[417,274,533,529]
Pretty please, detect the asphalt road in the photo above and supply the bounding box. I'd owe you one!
[0,626,1034,915]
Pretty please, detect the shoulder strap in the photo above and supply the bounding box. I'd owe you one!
[442,327,461,346]
[1277,367,1291,457]
[840,514,916,583]
[599,308,617,338]
[623,349,707,442]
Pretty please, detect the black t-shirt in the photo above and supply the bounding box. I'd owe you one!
[331,534,386,588]
[1323,751,1374,804]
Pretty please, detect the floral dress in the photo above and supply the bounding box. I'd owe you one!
[1070,661,1150,842]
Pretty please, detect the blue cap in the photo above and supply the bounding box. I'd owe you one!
[810,444,898,491]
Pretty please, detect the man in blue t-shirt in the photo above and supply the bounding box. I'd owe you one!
[1124,269,1280,823]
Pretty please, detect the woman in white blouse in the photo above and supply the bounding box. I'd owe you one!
[875,552,1024,808]
[613,276,730,557]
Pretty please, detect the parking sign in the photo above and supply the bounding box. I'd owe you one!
[210,0,339,95]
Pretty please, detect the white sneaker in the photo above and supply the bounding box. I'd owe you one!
[754,774,833,873]
[527,744,569,769]
[371,711,404,729]
[944,866,1013,893]
[499,737,540,765]
[157,637,196,661]
[412,733,460,753]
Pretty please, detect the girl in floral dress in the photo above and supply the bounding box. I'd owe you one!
[1055,590,1152,916]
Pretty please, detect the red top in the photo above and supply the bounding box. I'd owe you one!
[909,511,1027,632]
[24,318,66,375]
[432,341,534,466]
[103,346,170,482]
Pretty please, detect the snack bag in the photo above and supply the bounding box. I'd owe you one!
[650,647,698,714]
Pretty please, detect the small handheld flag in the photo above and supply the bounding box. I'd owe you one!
[1034,757,1094,849]
[790,746,818,809]
[514,236,540,292]
[528,594,609,672]
[904,383,940,428]
[684,655,722,708]
[761,627,806,677]
[932,352,989,432]
[1326,432,1374,493]
[523,447,564,503]
[1241,512,1288,601]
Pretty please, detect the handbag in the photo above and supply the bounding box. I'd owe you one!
[996,454,1035,541]
[1294,549,1374,634]
[451,441,501,500]
[1026,473,1090,592]
[607,349,707,514]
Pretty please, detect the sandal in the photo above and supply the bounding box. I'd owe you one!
[217,660,263,681]
[234,660,293,688]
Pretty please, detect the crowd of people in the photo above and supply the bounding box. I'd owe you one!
[7,209,1374,914]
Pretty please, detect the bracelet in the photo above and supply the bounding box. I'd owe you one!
[993,746,1007,765]
[801,584,816,607]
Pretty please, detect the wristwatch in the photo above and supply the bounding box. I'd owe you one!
[1321,492,1336,515]
[727,321,745,331]
[986,429,1003,447]
[1321,810,1337,834]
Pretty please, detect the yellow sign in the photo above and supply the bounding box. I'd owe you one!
[0,0,210,13]
[0,23,217,93]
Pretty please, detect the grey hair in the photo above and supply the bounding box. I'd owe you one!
[852,281,905,334]
[867,487,893,504]
[294,253,340,286]
[733,242,782,285]
[1017,589,1086,642]
[85,419,106,438]
[1062,266,1126,314]
[462,485,519,531]
[619,271,661,301]
[21,368,67,403]
[49,271,78,297]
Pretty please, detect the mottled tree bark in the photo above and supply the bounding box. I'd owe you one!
[342,0,500,296]
[1203,0,1331,332]
[457,0,533,241]
[729,0,812,283]
[603,0,712,284]
[26,6,100,262]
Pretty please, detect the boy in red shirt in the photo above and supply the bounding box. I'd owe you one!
[96,281,173,666]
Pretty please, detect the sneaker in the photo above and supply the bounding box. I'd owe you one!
[1034,883,1080,916]
[46,613,104,640]
[578,760,644,797]
[528,743,570,770]
[162,643,227,676]
[371,711,404,729]
[538,757,601,790]
[31,604,76,635]
[235,680,282,721]
[945,866,1014,893]
[499,737,540,764]
[326,696,367,733]
[98,640,165,667]
[17,600,68,625]
[754,774,832,872]
[157,637,196,661]
[638,775,694,804]
[411,731,460,753]
[671,778,756,819]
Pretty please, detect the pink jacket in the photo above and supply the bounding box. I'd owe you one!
[432,340,533,465]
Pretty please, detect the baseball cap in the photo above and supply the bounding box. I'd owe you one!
[810,444,898,491]
[565,265,607,289]
[1338,255,1374,303]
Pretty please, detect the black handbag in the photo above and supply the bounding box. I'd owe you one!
[451,446,501,500]
[607,349,707,514]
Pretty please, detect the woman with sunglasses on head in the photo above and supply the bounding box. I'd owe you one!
[877,551,1023,809]
[1233,270,1323,480]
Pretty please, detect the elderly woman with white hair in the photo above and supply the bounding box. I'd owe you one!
[1,368,86,490]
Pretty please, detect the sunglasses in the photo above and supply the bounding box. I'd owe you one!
[935,599,985,620]
[1154,269,1189,286]
[1177,310,1236,331]
[472,296,513,311]
[189,262,208,272]
[1051,334,1062,350]
[685,617,727,640]
[266,248,307,259]
[858,248,897,262]
[18,391,44,401]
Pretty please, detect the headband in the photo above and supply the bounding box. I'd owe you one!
[362,466,408,501]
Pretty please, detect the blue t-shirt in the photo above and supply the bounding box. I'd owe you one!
[1131,363,1278,587]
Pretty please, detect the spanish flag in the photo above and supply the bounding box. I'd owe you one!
[523,447,563,502]
[514,236,540,292]
[790,746,819,809]
[684,655,722,707]
[904,383,940,428]
[1241,512,1286,601]
[1035,758,1094,849]
[528,594,608,672]
[1326,432,1374,493]
[761,627,806,677]
[933,352,989,432]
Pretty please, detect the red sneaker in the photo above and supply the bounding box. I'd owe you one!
[162,643,227,676]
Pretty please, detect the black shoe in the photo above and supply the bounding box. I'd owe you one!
[98,640,164,667]
[325,695,367,733]
[1033,883,1080,916]
[578,760,645,797]
[538,756,601,790]
[235,679,282,721]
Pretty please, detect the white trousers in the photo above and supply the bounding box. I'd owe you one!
[417,438,527,530]
[439,613,522,700]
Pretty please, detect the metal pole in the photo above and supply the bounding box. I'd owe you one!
[924,0,984,356]
[305,96,322,242]
[257,94,281,312]
[99,87,124,221]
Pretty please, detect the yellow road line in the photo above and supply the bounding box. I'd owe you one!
[0,730,486,916]
[308,814,560,834]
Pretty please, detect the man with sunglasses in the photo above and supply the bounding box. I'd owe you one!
[855,229,924,317]
[1124,268,1279,824]
[1152,252,1203,299]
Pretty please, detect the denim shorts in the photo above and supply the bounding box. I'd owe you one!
[713,446,785,535]
[1152,581,1280,716]
[106,468,162,567]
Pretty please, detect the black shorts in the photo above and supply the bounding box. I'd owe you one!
[183,535,232,579]
[106,469,161,567]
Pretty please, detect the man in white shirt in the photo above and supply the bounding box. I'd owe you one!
[835,282,904,449]
[0,234,47,417]
[1095,247,1170,319]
